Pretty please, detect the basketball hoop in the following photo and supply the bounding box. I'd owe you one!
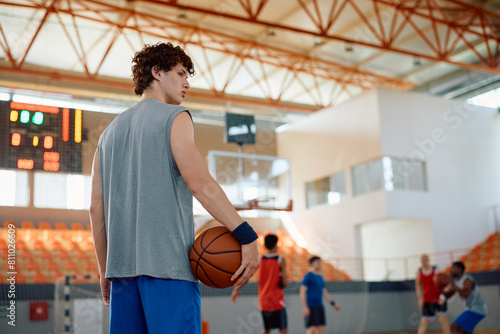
[234,198,293,212]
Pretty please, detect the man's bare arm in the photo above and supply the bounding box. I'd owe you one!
[456,278,474,299]
[415,270,423,306]
[171,112,258,287]
[89,149,110,306]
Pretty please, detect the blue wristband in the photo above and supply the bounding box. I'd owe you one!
[231,221,258,245]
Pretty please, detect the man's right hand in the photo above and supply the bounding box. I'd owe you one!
[100,275,111,306]
[231,240,259,287]
[418,298,423,308]
[303,306,310,317]
[231,287,240,303]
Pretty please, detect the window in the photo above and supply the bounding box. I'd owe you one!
[383,157,427,191]
[305,171,347,208]
[34,172,91,209]
[352,157,418,196]
[468,87,500,109]
[0,169,29,207]
[352,164,367,196]
[329,171,347,204]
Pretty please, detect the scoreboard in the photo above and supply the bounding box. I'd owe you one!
[0,101,82,173]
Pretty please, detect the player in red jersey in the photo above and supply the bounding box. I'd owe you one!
[415,254,450,334]
[232,234,288,334]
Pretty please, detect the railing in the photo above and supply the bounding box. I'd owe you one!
[493,203,500,232]
[324,247,472,281]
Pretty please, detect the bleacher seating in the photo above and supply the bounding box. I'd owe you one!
[248,229,352,282]
[454,231,500,273]
[0,220,98,284]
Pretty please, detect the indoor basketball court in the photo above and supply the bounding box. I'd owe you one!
[0,0,499,333]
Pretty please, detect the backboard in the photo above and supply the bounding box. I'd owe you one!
[207,150,292,211]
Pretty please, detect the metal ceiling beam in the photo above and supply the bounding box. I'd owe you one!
[128,0,500,74]
[0,63,318,113]
[0,0,414,111]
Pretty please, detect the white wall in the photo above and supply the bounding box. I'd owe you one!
[358,218,434,281]
[276,90,384,262]
[378,89,500,251]
[277,88,500,268]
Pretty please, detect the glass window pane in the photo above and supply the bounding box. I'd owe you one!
[368,160,382,191]
[408,161,427,191]
[329,171,346,204]
[84,176,92,210]
[67,175,86,210]
[390,158,408,190]
[352,164,367,196]
[0,170,29,207]
[305,181,317,208]
[332,171,346,195]
[319,177,330,205]
[0,170,16,206]
[34,173,67,208]
[383,157,394,191]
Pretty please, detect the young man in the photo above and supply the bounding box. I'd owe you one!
[415,254,450,334]
[300,256,340,334]
[89,42,259,334]
[443,262,488,334]
[231,234,288,334]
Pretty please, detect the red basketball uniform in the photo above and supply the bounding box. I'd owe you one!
[419,266,441,303]
[258,254,285,311]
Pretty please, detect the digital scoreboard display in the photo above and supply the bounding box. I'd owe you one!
[0,101,82,173]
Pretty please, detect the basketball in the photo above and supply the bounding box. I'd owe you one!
[189,226,242,288]
[434,272,451,290]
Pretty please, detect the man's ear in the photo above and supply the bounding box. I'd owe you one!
[151,65,161,79]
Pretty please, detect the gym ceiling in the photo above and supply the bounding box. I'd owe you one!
[0,0,499,117]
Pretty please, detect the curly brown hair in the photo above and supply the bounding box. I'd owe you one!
[131,42,195,96]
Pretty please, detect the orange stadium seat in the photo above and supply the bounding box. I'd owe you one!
[18,248,34,260]
[44,260,60,272]
[83,241,95,251]
[50,271,66,282]
[33,270,49,284]
[16,240,27,250]
[71,222,84,230]
[49,240,63,250]
[33,240,46,250]
[83,260,98,273]
[38,249,52,261]
[75,249,88,261]
[21,221,35,229]
[54,222,69,230]
[64,261,79,272]
[3,221,16,229]
[56,249,71,260]
[16,271,27,284]
[25,259,41,271]
[67,241,81,251]
[38,222,52,230]
[0,239,7,249]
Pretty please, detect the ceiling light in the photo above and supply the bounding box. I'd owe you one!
[266,26,276,37]
[314,36,324,46]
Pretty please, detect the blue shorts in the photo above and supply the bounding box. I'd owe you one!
[110,276,201,334]
[262,308,287,329]
[454,310,485,333]
[305,305,325,328]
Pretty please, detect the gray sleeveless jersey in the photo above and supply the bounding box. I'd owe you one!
[98,98,196,282]
[454,273,487,315]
